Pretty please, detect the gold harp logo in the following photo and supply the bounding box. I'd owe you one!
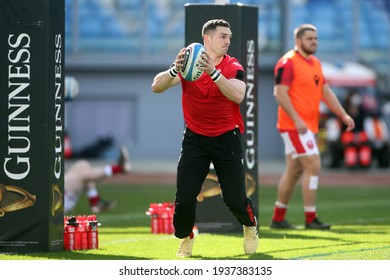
[51,184,63,216]
[0,183,36,217]
[197,172,256,202]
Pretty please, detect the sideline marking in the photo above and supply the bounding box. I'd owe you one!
[291,245,390,260]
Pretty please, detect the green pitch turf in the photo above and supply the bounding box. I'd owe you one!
[1,183,390,260]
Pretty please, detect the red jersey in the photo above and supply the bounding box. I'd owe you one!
[179,54,245,137]
[274,50,326,133]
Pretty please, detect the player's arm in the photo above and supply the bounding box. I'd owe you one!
[274,85,307,134]
[151,70,181,93]
[214,75,246,104]
[151,48,186,93]
[199,52,245,104]
[322,83,355,131]
[274,59,307,133]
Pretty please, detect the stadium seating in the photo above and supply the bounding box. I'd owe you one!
[64,0,389,80]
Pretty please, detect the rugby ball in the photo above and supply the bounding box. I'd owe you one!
[181,42,205,81]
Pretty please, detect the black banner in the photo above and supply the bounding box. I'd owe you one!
[0,0,65,252]
[185,4,259,233]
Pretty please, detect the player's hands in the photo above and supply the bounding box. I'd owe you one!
[342,114,355,131]
[294,117,308,134]
[198,51,215,75]
[173,48,187,72]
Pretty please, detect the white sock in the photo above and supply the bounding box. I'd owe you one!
[87,188,98,198]
[304,206,316,212]
[275,201,288,208]
[104,165,113,177]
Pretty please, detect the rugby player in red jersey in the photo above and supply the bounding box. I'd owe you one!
[152,19,258,257]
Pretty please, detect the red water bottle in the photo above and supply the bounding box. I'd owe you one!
[87,215,99,249]
[147,204,160,234]
[167,205,174,234]
[161,208,169,234]
[77,215,88,250]
[73,215,84,250]
[157,204,164,234]
[64,216,77,250]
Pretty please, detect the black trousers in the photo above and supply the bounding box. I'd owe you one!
[174,127,257,238]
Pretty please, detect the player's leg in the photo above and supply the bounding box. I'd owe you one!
[270,154,302,228]
[81,146,131,182]
[294,130,331,230]
[67,146,131,183]
[276,154,303,205]
[85,181,117,213]
[175,151,210,237]
[214,159,259,255]
[64,160,89,213]
[82,147,130,213]
[270,130,305,229]
[65,160,107,213]
[64,160,91,194]
[64,191,78,214]
[64,147,130,213]
[299,154,331,229]
[175,129,210,257]
[212,130,256,227]
[212,128,258,254]
[299,154,320,207]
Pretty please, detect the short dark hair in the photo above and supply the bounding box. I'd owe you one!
[202,19,230,36]
[294,24,317,39]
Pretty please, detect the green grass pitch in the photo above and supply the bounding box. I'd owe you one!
[1,183,390,260]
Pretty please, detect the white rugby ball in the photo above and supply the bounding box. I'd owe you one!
[181,42,205,81]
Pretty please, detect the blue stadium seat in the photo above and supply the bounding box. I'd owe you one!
[291,7,308,28]
[65,0,390,68]
[79,18,102,38]
[360,32,373,49]
[104,18,126,38]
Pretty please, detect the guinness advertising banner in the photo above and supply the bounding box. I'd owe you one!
[0,0,65,252]
[185,4,259,233]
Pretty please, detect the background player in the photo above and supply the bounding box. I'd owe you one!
[64,146,131,214]
[63,76,131,214]
[270,24,355,230]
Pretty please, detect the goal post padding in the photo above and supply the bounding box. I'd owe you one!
[0,0,65,252]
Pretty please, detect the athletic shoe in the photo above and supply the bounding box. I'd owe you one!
[176,235,194,257]
[118,146,131,173]
[270,220,296,229]
[91,199,117,213]
[305,218,331,230]
[243,225,258,254]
